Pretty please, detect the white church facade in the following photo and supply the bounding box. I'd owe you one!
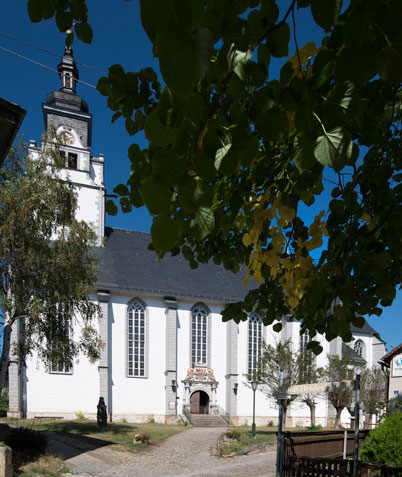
[8,48,386,428]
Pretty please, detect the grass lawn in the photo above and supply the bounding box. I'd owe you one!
[19,455,70,477]
[4,418,186,452]
[221,426,277,455]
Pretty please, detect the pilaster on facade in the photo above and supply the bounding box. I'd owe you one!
[165,298,178,416]
[329,336,343,357]
[8,321,22,418]
[225,320,238,417]
[97,291,111,419]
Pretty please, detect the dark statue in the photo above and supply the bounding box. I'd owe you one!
[97,397,107,428]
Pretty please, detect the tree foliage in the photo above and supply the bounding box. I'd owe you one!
[256,339,320,427]
[321,351,362,428]
[28,0,402,350]
[0,140,100,390]
[360,366,387,420]
[360,412,402,466]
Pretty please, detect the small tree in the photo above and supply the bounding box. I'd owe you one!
[322,353,358,429]
[0,140,101,392]
[257,340,299,430]
[297,350,321,427]
[360,367,387,427]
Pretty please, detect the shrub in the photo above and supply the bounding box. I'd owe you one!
[75,411,86,420]
[147,414,155,424]
[225,429,242,440]
[360,412,402,466]
[5,427,48,461]
[307,424,322,431]
[134,432,150,444]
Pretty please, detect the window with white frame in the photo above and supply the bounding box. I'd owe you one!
[127,301,146,377]
[300,329,310,355]
[191,305,208,366]
[299,329,312,382]
[354,339,364,358]
[248,313,263,377]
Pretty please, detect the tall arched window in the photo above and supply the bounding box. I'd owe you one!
[191,305,208,366]
[354,339,364,358]
[300,330,310,355]
[248,313,263,377]
[127,301,146,377]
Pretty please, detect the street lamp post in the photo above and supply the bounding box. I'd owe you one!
[251,379,258,440]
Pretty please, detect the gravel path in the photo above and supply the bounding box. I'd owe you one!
[51,427,276,476]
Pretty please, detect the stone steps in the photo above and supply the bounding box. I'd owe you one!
[190,414,228,427]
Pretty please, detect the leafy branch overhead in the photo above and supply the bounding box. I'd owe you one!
[29,0,402,351]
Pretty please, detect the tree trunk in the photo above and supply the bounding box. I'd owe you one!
[335,407,342,429]
[308,403,316,427]
[0,323,13,395]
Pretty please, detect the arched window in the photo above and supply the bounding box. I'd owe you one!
[191,305,208,366]
[354,339,364,358]
[300,330,310,355]
[248,313,263,377]
[127,300,146,377]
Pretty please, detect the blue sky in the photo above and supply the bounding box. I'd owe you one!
[1,1,401,351]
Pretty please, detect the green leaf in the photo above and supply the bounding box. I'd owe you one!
[293,133,315,173]
[267,23,290,57]
[195,27,215,78]
[273,322,282,332]
[42,0,56,20]
[152,150,187,185]
[314,127,353,169]
[105,199,118,216]
[311,0,342,31]
[379,33,402,84]
[256,107,289,142]
[125,118,137,136]
[70,0,88,21]
[111,112,122,124]
[174,0,203,32]
[113,184,129,197]
[144,111,172,147]
[28,0,43,22]
[187,92,205,125]
[141,176,171,215]
[194,206,215,239]
[156,23,197,97]
[55,10,73,32]
[75,22,93,43]
[151,216,183,252]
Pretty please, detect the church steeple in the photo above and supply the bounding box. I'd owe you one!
[57,45,79,94]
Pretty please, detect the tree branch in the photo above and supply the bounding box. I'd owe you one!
[256,0,297,46]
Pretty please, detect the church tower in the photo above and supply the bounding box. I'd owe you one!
[28,46,105,246]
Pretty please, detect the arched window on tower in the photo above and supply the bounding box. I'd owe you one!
[191,304,208,366]
[354,339,365,358]
[127,300,147,377]
[63,72,73,90]
[248,313,263,378]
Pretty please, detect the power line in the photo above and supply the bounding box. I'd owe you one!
[0,45,97,89]
[0,31,107,74]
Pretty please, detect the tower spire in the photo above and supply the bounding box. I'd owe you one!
[57,44,79,94]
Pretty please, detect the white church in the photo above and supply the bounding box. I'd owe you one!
[8,48,386,428]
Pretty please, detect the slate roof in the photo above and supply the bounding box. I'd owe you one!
[350,321,385,343]
[93,227,384,345]
[342,342,366,364]
[94,227,253,303]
